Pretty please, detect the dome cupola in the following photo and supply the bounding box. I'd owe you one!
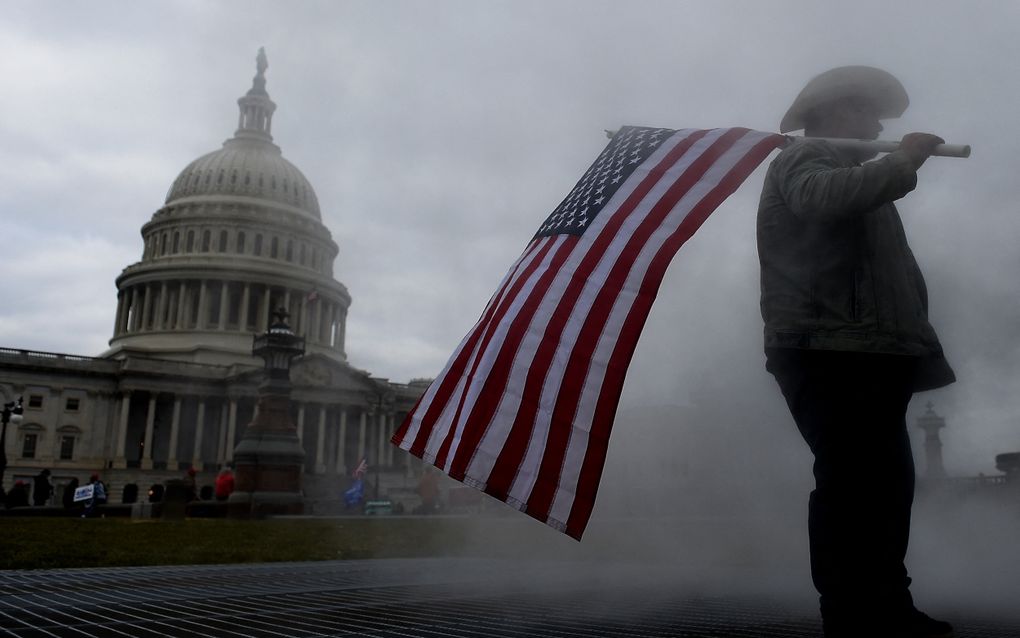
[163,47,321,220]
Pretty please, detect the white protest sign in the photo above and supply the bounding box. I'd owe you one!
[73,484,94,502]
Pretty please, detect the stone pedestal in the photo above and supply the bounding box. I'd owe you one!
[228,309,306,518]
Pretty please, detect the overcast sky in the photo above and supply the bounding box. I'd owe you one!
[2,1,1018,474]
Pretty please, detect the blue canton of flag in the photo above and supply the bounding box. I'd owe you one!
[536,127,674,238]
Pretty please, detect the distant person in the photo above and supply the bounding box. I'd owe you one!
[63,477,80,510]
[83,473,107,518]
[5,481,29,509]
[214,468,235,501]
[759,66,955,638]
[417,468,439,515]
[344,458,368,511]
[32,469,53,506]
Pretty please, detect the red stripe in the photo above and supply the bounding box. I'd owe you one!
[564,133,784,538]
[475,130,713,499]
[431,236,569,470]
[524,128,750,521]
[405,238,546,457]
[391,392,426,445]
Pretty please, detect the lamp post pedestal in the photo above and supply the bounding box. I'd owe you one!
[228,310,306,518]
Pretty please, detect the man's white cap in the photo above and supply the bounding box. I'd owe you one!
[780,66,909,133]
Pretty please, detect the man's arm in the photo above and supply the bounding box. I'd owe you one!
[776,141,919,222]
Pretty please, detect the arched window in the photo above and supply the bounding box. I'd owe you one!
[299,243,306,265]
[219,230,228,252]
[237,231,246,254]
[186,230,195,252]
[285,239,293,262]
[202,230,211,252]
[172,232,180,253]
[254,234,263,256]
[270,237,278,259]
[161,233,168,255]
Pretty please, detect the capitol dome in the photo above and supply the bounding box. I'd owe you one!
[105,49,351,366]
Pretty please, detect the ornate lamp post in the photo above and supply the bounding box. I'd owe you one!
[228,309,306,518]
[1,396,25,485]
[916,402,947,480]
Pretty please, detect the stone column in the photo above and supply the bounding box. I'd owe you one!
[114,391,131,468]
[386,412,395,466]
[156,282,169,330]
[240,283,251,331]
[196,280,209,329]
[335,408,348,474]
[128,286,140,332]
[298,294,308,336]
[167,395,182,469]
[216,402,228,464]
[315,405,327,473]
[311,299,322,345]
[283,289,292,320]
[140,284,153,331]
[316,302,327,344]
[338,308,347,355]
[225,399,238,462]
[113,291,125,336]
[296,404,305,443]
[141,393,157,470]
[192,398,206,471]
[259,285,272,332]
[175,282,188,329]
[218,281,229,330]
[358,410,367,463]
[377,410,387,467]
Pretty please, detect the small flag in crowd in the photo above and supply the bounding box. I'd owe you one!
[352,457,368,480]
[392,127,785,539]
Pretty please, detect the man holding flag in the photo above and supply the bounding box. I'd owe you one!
[758,66,955,638]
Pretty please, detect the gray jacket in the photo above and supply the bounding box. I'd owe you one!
[757,139,954,390]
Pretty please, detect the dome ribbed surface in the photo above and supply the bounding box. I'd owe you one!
[165,139,321,219]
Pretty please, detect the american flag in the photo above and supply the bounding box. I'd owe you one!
[392,127,785,539]
[352,457,368,480]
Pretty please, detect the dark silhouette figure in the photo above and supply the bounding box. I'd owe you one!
[83,474,107,518]
[32,469,53,506]
[63,477,80,509]
[759,66,955,638]
[121,483,139,504]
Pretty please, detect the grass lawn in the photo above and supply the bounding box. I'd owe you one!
[0,517,506,570]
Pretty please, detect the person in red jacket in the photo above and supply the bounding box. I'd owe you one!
[214,468,235,501]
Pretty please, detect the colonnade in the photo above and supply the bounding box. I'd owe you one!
[111,390,402,475]
[113,280,346,350]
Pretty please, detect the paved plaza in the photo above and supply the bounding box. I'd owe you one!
[1,559,1019,637]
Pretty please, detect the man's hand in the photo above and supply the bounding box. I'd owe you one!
[899,132,945,169]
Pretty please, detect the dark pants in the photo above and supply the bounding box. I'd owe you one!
[767,348,918,627]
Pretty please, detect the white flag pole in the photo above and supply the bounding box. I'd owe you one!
[790,136,971,158]
[602,129,970,158]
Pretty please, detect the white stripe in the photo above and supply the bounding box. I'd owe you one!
[421,236,556,460]
[459,130,707,487]
[428,235,566,468]
[397,237,545,449]
[546,129,774,524]
[501,129,736,507]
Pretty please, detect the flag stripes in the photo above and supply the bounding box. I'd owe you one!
[393,127,785,539]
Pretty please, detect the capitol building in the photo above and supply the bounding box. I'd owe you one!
[0,51,426,506]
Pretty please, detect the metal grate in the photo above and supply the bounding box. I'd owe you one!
[1,559,1017,637]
